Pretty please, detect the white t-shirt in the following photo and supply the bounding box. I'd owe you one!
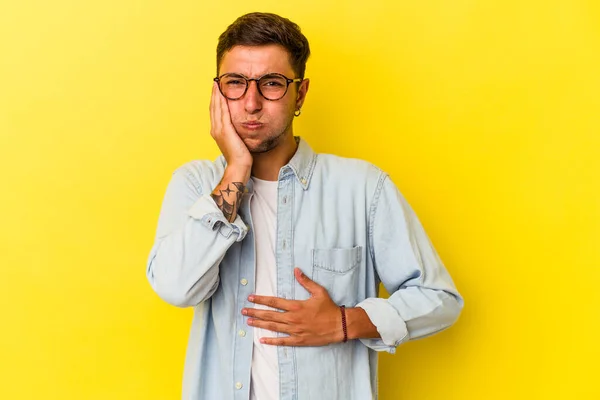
[249,176,280,400]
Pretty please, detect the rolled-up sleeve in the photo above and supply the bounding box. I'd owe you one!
[146,166,248,307]
[356,173,464,354]
[188,194,248,240]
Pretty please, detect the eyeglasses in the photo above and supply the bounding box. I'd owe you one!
[214,73,302,101]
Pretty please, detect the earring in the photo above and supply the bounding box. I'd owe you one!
[294,109,302,117]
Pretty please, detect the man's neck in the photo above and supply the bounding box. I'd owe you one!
[251,134,298,181]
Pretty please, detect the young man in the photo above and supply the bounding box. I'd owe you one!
[147,12,463,400]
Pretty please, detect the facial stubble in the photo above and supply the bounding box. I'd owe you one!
[241,111,295,154]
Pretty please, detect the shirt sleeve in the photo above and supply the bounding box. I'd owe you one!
[356,173,464,354]
[146,165,248,307]
[188,194,248,240]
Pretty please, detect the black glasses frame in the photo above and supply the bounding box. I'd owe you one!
[214,72,303,101]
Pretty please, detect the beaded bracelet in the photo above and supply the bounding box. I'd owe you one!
[340,305,348,343]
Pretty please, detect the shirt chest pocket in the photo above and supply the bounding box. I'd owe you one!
[311,246,362,307]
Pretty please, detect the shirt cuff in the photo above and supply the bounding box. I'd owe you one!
[187,194,248,241]
[355,297,409,354]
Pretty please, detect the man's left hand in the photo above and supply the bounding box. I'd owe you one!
[242,267,344,346]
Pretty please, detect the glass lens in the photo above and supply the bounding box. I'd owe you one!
[258,74,288,100]
[220,74,247,99]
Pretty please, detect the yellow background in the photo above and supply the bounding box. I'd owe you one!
[1,0,599,399]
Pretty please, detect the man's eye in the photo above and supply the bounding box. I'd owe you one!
[262,80,285,87]
[226,80,245,86]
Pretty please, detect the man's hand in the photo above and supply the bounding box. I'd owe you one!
[242,268,345,346]
[209,82,252,222]
[210,82,252,180]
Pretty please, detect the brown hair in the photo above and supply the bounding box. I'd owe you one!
[216,12,311,79]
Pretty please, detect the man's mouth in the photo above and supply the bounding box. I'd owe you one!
[241,121,264,130]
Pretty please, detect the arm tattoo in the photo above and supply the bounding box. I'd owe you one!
[211,182,245,222]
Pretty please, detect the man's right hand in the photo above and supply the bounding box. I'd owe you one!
[209,82,251,222]
[210,82,252,184]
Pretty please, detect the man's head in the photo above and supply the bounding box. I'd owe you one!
[217,12,310,80]
[216,13,310,153]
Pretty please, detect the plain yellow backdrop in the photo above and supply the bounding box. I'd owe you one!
[1,0,599,399]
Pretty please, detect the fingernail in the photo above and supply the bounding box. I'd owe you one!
[242,309,248,315]
[248,295,255,302]
[247,318,253,325]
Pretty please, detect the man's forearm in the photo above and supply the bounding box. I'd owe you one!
[345,307,381,340]
[211,166,250,222]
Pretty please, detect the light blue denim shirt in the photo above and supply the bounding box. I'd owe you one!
[146,137,463,400]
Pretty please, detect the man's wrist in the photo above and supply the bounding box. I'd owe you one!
[224,165,251,185]
[343,307,380,341]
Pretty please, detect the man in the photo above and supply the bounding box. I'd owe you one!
[147,12,463,400]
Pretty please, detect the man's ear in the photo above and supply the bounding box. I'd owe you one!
[296,78,310,110]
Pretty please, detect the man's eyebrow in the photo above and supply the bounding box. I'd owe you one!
[220,72,288,78]
[220,72,246,77]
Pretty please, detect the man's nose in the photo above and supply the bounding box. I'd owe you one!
[244,80,263,113]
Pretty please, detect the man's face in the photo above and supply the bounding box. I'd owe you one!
[218,44,309,153]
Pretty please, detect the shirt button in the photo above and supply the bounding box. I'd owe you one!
[300,177,307,185]
[235,382,243,390]
[238,329,246,337]
[240,278,248,286]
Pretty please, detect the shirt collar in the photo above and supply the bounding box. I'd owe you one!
[281,136,317,190]
[217,136,317,191]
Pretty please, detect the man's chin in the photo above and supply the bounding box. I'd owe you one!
[245,140,276,154]
[241,136,280,154]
